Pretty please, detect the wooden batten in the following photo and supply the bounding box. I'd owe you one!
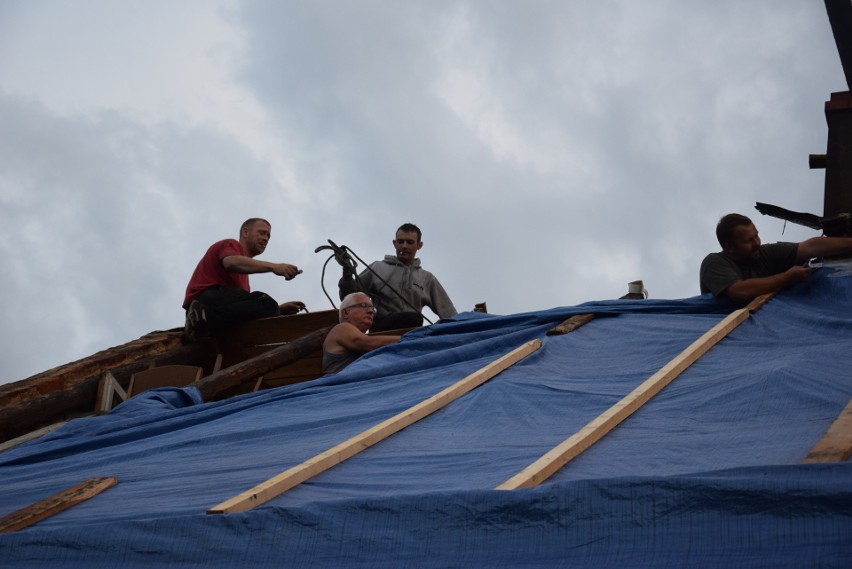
[208,339,542,514]
[547,314,596,336]
[803,399,852,463]
[0,421,68,454]
[0,477,118,533]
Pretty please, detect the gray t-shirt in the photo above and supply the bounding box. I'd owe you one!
[699,242,799,296]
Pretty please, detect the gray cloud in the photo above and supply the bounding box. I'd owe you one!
[0,0,843,383]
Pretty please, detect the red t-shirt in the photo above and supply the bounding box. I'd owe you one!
[183,239,250,307]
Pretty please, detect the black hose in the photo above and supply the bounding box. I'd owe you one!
[314,241,434,324]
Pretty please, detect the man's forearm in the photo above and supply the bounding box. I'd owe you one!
[222,255,271,274]
[797,236,852,262]
[724,276,785,303]
[724,267,810,302]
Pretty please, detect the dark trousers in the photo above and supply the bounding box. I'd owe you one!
[371,311,423,332]
[195,285,279,329]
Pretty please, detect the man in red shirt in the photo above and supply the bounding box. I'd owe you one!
[183,218,304,340]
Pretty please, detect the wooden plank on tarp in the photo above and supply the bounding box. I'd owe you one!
[802,399,852,463]
[0,477,118,533]
[546,314,595,336]
[208,339,542,514]
[0,421,68,454]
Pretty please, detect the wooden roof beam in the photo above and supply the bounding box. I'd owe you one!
[825,0,852,90]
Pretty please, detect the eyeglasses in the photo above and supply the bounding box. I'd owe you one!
[345,302,377,314]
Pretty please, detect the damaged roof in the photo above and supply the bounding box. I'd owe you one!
[0,265,850,567]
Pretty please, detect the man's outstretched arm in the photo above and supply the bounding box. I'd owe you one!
[723,266,812,303]
[223,255,300,279]
[796,236,852,263]
[325,323,399,353]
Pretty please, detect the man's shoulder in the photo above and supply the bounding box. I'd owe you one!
[325,322,360,345]
[332,321,365,335]
[208,237,240,249]
[208,238,243,255]
[700,251,727,267]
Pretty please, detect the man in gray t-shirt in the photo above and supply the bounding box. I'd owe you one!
[699,213,852,303]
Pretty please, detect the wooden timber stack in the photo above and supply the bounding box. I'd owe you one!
[0,329,219,444]
[0,310,343,445]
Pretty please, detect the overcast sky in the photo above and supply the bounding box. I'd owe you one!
[0,1,845,384]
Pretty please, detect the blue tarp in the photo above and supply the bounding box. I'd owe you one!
[1,265,851,567]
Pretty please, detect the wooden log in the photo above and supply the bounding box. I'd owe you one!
[802,399,852,463]
[208,339,542,514]
[0,340,215,444]
[0,376,102,444]
[194,326,334,402]
[0,330,186,408]
[823,91,852,220]
[497,307,753,490]
[825,0,852,91]
[546,314,596,336]
[0,477,118,533]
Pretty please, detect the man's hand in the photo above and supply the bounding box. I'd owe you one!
[335,251,357,273]
[782,265,813,285]
[279,301,306,315]
[271,263,300,279]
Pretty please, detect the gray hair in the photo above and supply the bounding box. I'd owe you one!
[339,292,369,322]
